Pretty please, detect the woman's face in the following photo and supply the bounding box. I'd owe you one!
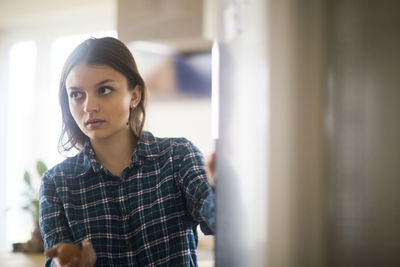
[65,63,140,142]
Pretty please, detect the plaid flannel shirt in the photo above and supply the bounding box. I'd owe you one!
[39,131,215,266]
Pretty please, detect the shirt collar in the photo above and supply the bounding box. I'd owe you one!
[82,140,101,173]
[82,131,161,173]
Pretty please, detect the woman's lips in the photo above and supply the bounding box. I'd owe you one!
[85,119,106,128]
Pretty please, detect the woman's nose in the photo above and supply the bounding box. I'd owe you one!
[83,96,100,113]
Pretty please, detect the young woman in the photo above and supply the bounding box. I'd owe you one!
[39,37,215,267]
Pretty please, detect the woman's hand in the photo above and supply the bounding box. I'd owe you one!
[45,240,96,267]
[206,152,216,187]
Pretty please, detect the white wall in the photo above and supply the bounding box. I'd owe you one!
[146,98,214,156]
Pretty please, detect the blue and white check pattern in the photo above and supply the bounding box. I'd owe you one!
[39,131,215,266]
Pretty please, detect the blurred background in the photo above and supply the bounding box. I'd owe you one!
[1,0,400,267]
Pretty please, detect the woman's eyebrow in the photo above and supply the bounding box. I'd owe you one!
[67,86,81,91]
[67,79,115,91]
[95,79,115,87]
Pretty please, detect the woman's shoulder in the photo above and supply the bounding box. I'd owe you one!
[141,131,202,161]
[42,151,87,180]
[143,131,198,151]
[142,131,187,143]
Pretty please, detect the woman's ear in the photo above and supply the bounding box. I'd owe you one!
[130,85,142,107]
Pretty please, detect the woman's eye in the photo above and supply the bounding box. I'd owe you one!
[70,91,83,99]
[99,86,113,95]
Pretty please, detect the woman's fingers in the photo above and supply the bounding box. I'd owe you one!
[207,152,216,186]
[63,257,79,267]
[45,240,96,267]
[80,239,97,266]
[45,243,61,258]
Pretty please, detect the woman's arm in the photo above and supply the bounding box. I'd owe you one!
[39,173,75,266]
[40,173,97,267]
[175,140,215,235]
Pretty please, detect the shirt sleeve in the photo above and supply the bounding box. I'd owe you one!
[39,172,74,267]
[175,140,215,235]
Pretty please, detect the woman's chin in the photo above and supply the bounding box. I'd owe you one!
[86,131,110,142]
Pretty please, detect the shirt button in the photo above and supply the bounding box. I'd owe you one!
[126,243,132,249]
[121,211,127,217]
[117,179,122,185]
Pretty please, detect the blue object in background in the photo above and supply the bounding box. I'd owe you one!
[174,53,211,98]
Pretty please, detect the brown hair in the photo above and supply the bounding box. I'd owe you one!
[58,37,147,152]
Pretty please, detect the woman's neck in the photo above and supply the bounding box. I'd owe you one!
[90,130,137,176]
